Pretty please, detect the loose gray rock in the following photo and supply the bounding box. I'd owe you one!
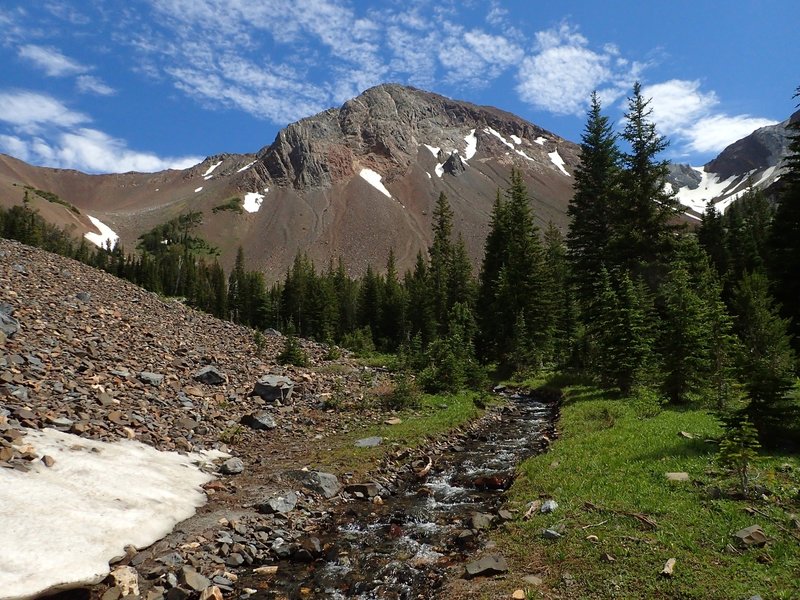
[344,482,382,498]
[354,436,383,448]
[193,366,227,386]
[76,292,92,302]
[464,554,509,578]
[248,374,294,402]
[541,499,558,513]
[285,469,341,498]
[470,512,495,530]
[257,490,298,514]
[734,524,768,547]
[666,472,690,482]
[138,371,164,386]
[240,411,277,430]
[0,304,19,339]
[542,528,563,539]
[220,457,244,475]
[180,566,211,592]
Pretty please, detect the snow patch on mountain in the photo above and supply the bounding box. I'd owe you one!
[243,191,265,213]
[533,136,547,145]
[434,163,444,178]
[0,428,224,600]
[548,150,570,176]
[237,161,256,173]
[201,160,222,178]
[84,216,119,249]
[194,187,203,193]
[484,127,515,150]
[423,144,440,158]
[464,129,477,160]
[510,135,522,145]
[359,168,392,198]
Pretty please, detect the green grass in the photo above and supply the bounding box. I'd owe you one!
[320,390,488,476]
[212,197,244,214]
[500,384,800,599]
[25,186,81,214]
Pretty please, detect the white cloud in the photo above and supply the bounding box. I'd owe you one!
[4,127,201,173]
[641,79,776,155]
[0,91,88,130]
[515,23,638,116]
[682,114,777,154]
[18,44,86,77]
[76,75,115,96]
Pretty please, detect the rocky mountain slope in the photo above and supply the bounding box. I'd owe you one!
[0,84,580,278]
[668,109,799,218]
[0,238,400,598]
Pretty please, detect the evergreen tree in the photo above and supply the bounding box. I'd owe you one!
[567,92,622,309]
[404,251,436,345]
[732,271,797,441]
[658,260,711,404]
[357,264,382,342]
[725,187,773,283]
[698,202,729,279]
[476,191,509,360]
[378,248,407,350]
[429,192,455,333]
[594,268,654,395]
[768,87,800,341]
[612,82,682,280]
[227,246,247,323]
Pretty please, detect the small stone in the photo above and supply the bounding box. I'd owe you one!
[540,499,558,513]
[248,375,294,402]
[194,366,227,386]
[257,490,298,514]
[284,469,341,498]
[226,552,245,567]
[108,565,139,596]
[666,472,690,482]
[661,557,676,576]
[734,524,768,547]
[199,587,224,600]
[138,371,164,386]
[165,589,189,600]
[102,587,122,600]
[512,590,526,600]
[384,417,402,425]
[470,512,495,530]
[240,411,277,430]
[354,436,382,448]
[542,529,562,539]
[180,565,211,592]
[464,554,509,578]
[76,292,92,302]
[41,455,55,467]
[220,457,244,475]
[344,483,381,498]
[522,575,543,586]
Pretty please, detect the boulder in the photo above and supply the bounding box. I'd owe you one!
[0,303,19,339]
[344,482,382,498]
[180,566,211,592]
[464,554,508,578]
[248,375,294,402]
[284,470,341,498]
[443,152,466,176]
[219,457,244,475]
[138,371,164,386]
[193,366,227,385]
[470,512,495,530]
[240,411,277,430]
[257,490,298,514]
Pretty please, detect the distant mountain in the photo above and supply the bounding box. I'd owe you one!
[668,109,799,219]
[0,84,579,278]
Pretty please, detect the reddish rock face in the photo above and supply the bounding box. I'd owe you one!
[0,84,581,279]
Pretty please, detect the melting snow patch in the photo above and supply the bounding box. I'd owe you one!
[674,168,739,214]
[548,150,570,176]
[243,191,265,213]
[84,216,119,249]
[435,163,444,178]
[463,129,477,160]
[201,160,222,178]
[484,127,515,150]
[426,172,431,179]
[194,187,203,193]
[237,161,256,173]
[359,168,392,198]
[423,144,441,158]
[533,136,547,145]
[516,149,535,162]
[0,428,224,600]
[510,135,522,145]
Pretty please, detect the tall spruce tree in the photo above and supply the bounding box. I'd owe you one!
[429,192,455,334]
[768,88,800,341]
[612,82,682,281]
[567,92,622,309]
[732,271,797,442]
[698,202,730,279]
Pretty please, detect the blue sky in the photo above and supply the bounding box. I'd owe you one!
[1,0,798,173]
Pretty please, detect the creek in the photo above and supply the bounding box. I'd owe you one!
[243,388,559,599]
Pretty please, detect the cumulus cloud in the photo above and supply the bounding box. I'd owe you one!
[0,91,88,130]
[642,79,777,155]
[0,90,200,173]
[76,75,115,96]
[516,23,639,116]
[18,44,86,77]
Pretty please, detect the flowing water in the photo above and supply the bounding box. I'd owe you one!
[243,388,559,599]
